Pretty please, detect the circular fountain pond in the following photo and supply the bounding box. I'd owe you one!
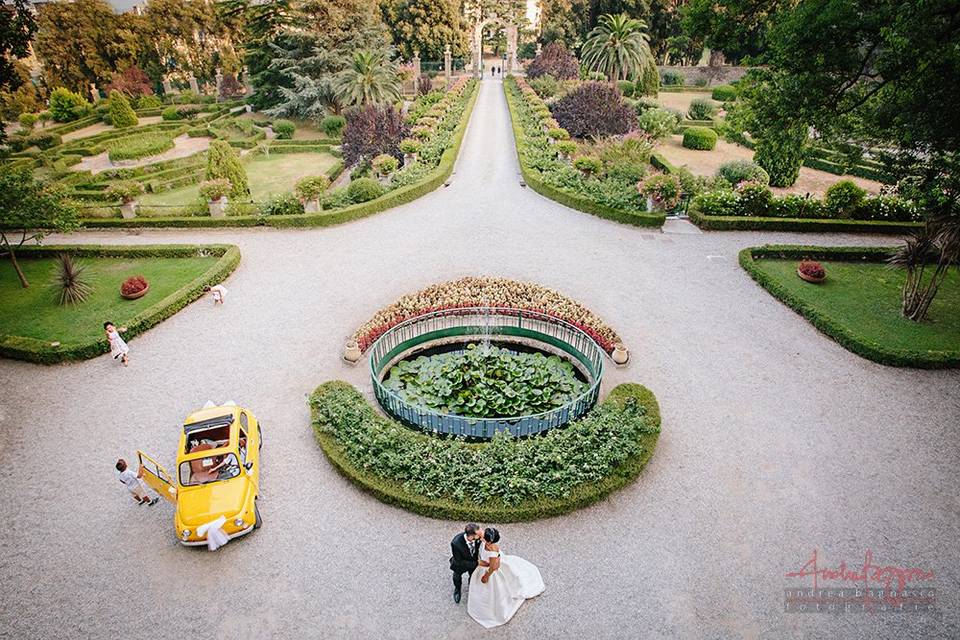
[368,308,605,438]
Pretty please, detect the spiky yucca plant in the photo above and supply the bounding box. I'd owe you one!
[51,253,93,305]
[888,219,960,321]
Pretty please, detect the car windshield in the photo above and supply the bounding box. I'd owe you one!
[179,453,241,486]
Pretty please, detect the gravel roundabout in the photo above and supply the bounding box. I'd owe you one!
[1,77,958,639]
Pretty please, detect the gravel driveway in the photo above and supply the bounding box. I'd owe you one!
[1,77,957,640]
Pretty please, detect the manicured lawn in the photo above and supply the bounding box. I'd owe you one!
[140,152,338,207]
[0,255,217,344]
[752,259,960,358]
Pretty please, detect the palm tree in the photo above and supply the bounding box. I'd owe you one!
[888,218,960,321]
[333,50,402,108]
[581,14,655,82]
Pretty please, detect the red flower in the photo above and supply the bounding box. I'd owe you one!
[798,260,826,279]
[120,275,148,296]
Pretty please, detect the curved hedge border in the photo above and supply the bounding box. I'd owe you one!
[504,77,666,229]
[309,380,661,522]
[77,81,479,229]
[739,244,960,368]
[0,243,240,364]
[690,203,922,233]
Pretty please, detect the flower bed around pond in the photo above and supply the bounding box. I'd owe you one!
[309,380,661,521]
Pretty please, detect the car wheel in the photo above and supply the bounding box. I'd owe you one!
[258,424,262,450]
[254,501,262,529]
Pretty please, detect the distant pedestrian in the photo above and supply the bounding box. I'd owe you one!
[115,458,158,506]
[204,284,228,305]
[104,321,129,366]
[497,66,501,76]
[491,66,494,77]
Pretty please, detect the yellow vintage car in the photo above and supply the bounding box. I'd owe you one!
[138,403,262,547]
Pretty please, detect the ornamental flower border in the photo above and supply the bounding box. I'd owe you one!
[351,276,622,354]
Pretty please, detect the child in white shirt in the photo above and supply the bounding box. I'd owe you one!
[115,458,158,506]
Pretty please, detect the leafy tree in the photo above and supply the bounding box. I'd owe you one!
[341,104,408,166]
[0,61,44,122]
[48,88,90,122]
[143,0,237,85]
[527,42,580,80]
[378,0,468,60]
[205,140,249,198]
[581,14,654,82]
[334,50,401,108]
[0,0,37,116]
[33,0,127,91]
[681,0,784,63]
[108,90,138,128]
[107,65,154,98]
[218,0,293,109]
[0,167,80,289]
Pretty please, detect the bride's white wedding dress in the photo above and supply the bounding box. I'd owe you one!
[467,543,545,628]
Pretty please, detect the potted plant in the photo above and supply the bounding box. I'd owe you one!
[640,174,682,212]
[797,260,827,283]
[106,180,146,219]
[371,153,399,183]
[399,138,421,166]
[199,178,232,217]
[612,343,630,365]
[294,175,330,213]
[573,155,602,178]
[555,140,577,162]
[120,275,149,299]
[546,127,570,144]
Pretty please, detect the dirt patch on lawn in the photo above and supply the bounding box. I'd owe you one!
[655,134,883,196]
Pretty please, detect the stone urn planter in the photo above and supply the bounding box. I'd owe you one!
[121,284,150,300]
[119,199,139,219]
[303,198,321,213]
[612,343,630,365]
[208,196,228,218]
[403,153,417,167]
[797,260,827,284]
[343,339,362,363]
[797,269,826,284]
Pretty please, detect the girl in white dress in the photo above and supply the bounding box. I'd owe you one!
[467,527,545,628]
[104,321,129,366]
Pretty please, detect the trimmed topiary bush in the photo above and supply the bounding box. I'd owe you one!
[106,132,175,161]
[48,88,89,122]
[526,42,580,80]
[136,94,163,109]
[824,179,867,218]
[18,112,37,130]
[161,106,181,121]
[550,82,636,138]
[347,177,385,203]
[205,140,249,198]
[687,97,716,120]
[108,90,138,128]
[682,126,717,150]
[711,85,737,101]
[718,160,769,186]
[635,63,659,97]
[272,119,295,139]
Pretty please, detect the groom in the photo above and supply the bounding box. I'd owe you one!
[449,522,482,604]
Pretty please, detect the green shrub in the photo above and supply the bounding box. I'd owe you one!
[294,175,330,201]
[108,90,138,128]
[347,177,384,203]
[638,108,678,139]
[161,106,181,121]
[854,194,919,222]
[573,155,602,176]
[736,182,774,216]
[635,63,659,97]
[529,74,560,98]
[48,88,89,122]
[28,131,61,150]
[661,70,685,86]
[687,98,716,120]
[18,112,37,130]
[272,119,295,139]
[547,127,570,141]
[616,80,634,97]
[105,180,145,202]
[398,138,421,154]
[106,132,175,161]
[309,380,661,520]
[205,140,249,198]
[136,95,163,109]
[633,97,660,114]
[640,173,682,210]
[718,160,769,186]
[754,124,806,187]
[693,77,709,87]
[711,85,737,101]
[824,179,867,218]
[258,192,303,215]
[555,140,578,157]
[372,153,399,176]
[682,126,717,150]
[199,178,232,201]
[321,115,346,137]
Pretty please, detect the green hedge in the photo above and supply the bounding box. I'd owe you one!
[309,381,661,522]
[504,77,665,229]
[688,203,923,233]
[0,244,240,364]
[739,245,960,368]
[78,80,479,229]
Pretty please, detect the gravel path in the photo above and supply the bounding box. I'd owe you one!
[1,77,958,640]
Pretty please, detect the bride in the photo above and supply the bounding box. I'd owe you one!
[467,527,545,628]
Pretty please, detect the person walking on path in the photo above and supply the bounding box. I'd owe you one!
[204,284,228,305]
[115,459,158,506]
[104,321,129,366]
[450,523,482,604]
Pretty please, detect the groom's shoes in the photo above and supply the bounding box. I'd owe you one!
[453,590,462,604]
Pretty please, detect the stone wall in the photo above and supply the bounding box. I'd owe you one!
[656,65,751,85]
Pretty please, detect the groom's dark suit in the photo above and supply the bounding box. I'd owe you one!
[450,532,480,595]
